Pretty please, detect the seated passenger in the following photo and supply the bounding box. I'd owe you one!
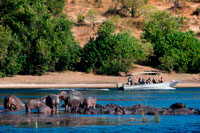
[152,78,157,84]
[158,77,164,83]
[130,79,134,85]
[138,78,142,84]
[142,78,145,84]
[146,77,151,84]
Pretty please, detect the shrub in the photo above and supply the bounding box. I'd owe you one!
[142,10,182,45]
[79,21,148,75]
[0,26,23,77]
[158,31,200,73]
[77,13,85,24]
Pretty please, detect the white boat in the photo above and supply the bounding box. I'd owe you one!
[121,71,178,90]
[121,80,178,90]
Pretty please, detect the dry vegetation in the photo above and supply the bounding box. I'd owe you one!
[65,0,200,46]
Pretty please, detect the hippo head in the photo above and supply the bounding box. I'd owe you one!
[58,91,69,101]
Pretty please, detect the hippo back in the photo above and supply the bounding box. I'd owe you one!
[66,95,82,107]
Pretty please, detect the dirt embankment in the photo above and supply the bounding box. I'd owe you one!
[0,65,199,88]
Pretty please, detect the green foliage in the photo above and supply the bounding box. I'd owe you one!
[137,5,157,18]
[97,20,115,37]
[80,21,148,75]
[142,10,200,73]
[142,10,182,46]
[0,0,80,76]
[77,13,85,24]
[46,0,66,15]
[0,26,23,77]
[159,55,175,72]
[158,31,200,73]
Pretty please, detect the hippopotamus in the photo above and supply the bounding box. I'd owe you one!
[85,96,96,109]
[45,94,60,113]
[41,95,47,103]
[4,95,25,111]
[170,103,186,109]
[58,90,83,101]
[26,99,51,114]
[65,95,83,113]
[169,103,194,115]
[38,103,51,114]
[26,99,42,112]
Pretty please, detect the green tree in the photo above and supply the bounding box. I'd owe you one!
[80,20,149,75]
[0,26,23,77]
[0,0,80,76]
[46,0,66,15]
[158,31,200,73]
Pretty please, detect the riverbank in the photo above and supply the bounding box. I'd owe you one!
[0,66,199,89]
[0,83,199,89]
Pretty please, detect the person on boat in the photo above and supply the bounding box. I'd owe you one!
[138,78,142,84]
[142,78,145,84]
[146,77,151,84]
[128,77,132,85]
[152,78,157,84]
[158,77,164,83]
[130,79,134,85]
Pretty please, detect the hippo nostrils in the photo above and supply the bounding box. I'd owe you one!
[4,95,25,111]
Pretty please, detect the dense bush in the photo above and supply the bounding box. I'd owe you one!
[0,26,23,77]
[142,10,182,65]
[46,0,66,15]
[158,31,200,73]
[79,21,150,75]
[142,10,182,46]
[0,0,80,76]
[142,10,200,73]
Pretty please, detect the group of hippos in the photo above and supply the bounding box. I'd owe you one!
[3,90,200,115]
[4,90,96,114]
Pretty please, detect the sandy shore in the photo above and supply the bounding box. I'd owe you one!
[0,65,199,89]
[0,83,199,89]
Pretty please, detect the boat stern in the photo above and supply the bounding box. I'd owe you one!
[169,80,179,87]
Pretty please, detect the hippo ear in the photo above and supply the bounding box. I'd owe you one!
[8,96,12,107]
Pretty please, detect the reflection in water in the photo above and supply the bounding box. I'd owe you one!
[0,113,139,128]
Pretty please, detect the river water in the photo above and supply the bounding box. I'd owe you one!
[0,88,200,132]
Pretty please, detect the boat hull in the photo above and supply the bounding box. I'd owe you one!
[122,81,178,90]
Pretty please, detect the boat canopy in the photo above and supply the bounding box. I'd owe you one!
[128,72,161,76]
